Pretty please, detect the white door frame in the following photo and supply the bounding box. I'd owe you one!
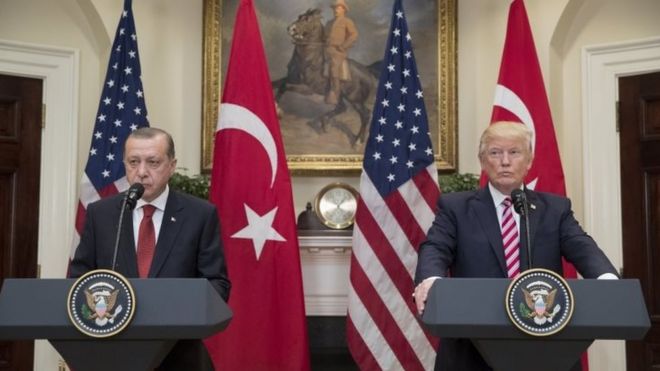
[582,36,660,371]
[0,39,79,371]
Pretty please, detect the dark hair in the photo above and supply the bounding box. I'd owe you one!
[127,127,176,159]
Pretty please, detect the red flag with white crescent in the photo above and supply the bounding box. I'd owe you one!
[489,0,565,195]
[204,0,310,369]
[487,1,586,369]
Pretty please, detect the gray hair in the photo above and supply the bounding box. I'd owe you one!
[478,121,533,158]
[126,127,176,159]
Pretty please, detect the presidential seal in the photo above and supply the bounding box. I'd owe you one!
[505,268,574,336]
[67,269,136,338]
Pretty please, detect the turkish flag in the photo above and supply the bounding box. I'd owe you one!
[487,1,586,369]
[204,0,311,370]
[489,0,565,195]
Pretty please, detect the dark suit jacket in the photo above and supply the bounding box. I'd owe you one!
[414,187,617,371]
[69,190,231,370]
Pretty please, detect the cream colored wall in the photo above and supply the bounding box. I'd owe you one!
[89,0,204,174]
[2,0,660,370]
[0,0,105,183]
[554,0,660,219]
[0,0,203,182]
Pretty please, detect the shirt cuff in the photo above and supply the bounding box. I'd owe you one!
[597,272,619,280]
[422,276,442,284]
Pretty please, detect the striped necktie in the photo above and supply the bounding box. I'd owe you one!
[501,197,520,278]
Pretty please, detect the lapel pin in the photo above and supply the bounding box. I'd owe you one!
[171,217,176,222]
[530,204,536,210]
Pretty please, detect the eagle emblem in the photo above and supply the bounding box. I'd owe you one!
[82,282,123,326]
[68,269,136,337]
[505,268,574,336]
[522,282,561,325]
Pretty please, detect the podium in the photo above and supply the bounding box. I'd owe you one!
[0,278,232,371]
[421,278,650,371]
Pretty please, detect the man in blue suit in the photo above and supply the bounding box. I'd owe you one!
[69,127,230,371]
[413,121,617,370]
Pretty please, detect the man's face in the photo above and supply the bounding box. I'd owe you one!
[480,136,532,195]
[123,134,176,202]
[333,5,346,17]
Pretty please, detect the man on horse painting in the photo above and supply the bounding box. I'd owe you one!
[324,0,358,106]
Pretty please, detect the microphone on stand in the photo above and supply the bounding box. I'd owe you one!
[111,183,144,271]
[511,188,532,270]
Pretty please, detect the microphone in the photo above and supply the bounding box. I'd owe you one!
[125,183,145,210]
[511,189,527,216]
[511,189,532,270]
[111,183,145,271]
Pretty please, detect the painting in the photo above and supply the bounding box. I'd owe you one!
[202,0,456,174]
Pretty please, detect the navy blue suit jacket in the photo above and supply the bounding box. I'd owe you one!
[414,187,616,370]
[69,190,230,300]
[69,190,230,371]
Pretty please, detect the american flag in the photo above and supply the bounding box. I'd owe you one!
[346,0,440,369]
[71,0,149,257]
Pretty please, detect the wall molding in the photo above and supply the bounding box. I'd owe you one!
[0,38,79,371]
[582,35,660,371]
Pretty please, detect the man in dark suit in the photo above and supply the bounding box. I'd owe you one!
[413,121,617,371]
[69,127,230,371]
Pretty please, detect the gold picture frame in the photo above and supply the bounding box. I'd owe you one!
[201,0,457,174]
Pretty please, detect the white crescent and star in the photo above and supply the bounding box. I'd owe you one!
[218,103,278,187]
[217,102,286,260]
[231,205,285,260]
[493,84,539,191]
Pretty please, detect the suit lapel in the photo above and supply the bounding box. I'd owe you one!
[471,188,507,276]
[149,191,183,277]
[116,198,139,277]
[520,189,542,271]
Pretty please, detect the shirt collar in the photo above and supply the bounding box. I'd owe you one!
[135,185,169,212]
[488,182,524,207]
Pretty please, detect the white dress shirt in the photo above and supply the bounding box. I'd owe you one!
[131,185,169,250]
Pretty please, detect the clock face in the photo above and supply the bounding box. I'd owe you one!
[314,184,358,229]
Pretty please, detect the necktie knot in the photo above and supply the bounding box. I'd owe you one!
[142,204,156,218]
[502,197,512,208]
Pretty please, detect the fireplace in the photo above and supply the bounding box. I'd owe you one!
[307,316,358,370]
[299,236,357,369]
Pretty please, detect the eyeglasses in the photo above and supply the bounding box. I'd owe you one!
[485,148,525,160]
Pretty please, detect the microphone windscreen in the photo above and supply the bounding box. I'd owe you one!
[125,183,145,210]
[511,189,526,215]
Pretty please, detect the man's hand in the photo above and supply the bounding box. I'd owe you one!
[413,277,439,315]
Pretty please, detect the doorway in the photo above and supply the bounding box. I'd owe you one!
[619,71,660,371]
[0,73,43,371]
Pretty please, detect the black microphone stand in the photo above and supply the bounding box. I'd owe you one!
[512,189,532,270]
[112,196,130,271]
[522,196,532,270]
[111,184,144,271]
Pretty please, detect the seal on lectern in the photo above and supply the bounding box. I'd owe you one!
[67,269,136,338]
[505,268,574,337]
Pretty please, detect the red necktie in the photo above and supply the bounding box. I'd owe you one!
[501,198,521,278]
[137,204,156,278]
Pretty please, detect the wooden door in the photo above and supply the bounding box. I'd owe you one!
[0,74,42,371]
[619,71,660,371]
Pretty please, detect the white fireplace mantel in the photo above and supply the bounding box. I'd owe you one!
[298,235,352,316]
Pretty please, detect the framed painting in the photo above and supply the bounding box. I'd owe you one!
[202,0,456,174]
